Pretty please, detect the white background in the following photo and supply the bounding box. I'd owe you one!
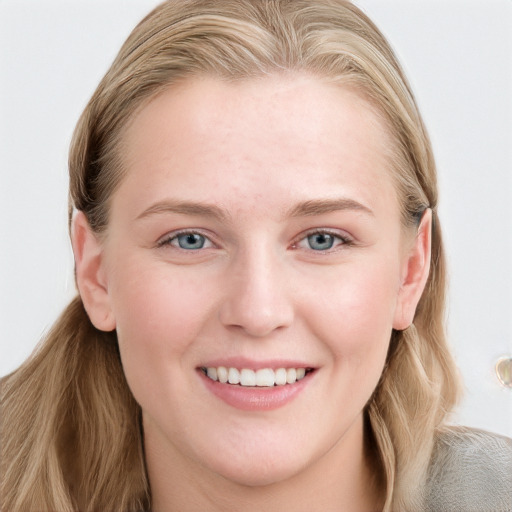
[1,0,511,436]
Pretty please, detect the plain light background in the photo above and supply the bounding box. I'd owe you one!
[1,0,511,436]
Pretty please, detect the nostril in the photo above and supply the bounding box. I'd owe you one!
[218,260,294,336]
[219,302,294,338]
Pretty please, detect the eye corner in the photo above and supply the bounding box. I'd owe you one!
[291,228,354,253]
[156,230,215,251]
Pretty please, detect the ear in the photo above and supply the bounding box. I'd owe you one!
[393,209,432,330]
[71,211,116,331]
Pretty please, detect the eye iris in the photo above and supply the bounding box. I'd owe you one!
[308,233,334,250]
[177,233,205,249]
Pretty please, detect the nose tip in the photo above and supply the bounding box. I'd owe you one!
[218,255,294,338]
[221,304,290,338]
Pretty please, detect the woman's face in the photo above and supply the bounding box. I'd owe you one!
[83,74,425,486]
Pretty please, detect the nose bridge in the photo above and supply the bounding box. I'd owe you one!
[219,240,293,337]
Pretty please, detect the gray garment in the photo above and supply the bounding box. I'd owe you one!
[424,427,512,512]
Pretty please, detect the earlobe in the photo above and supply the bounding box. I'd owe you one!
[71,211,116,331]
[393,209,432,331]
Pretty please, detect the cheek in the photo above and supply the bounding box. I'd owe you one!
[302,259,399,388]
[111,260,214,341]
[107,260,219,396]
[308,259,399,346]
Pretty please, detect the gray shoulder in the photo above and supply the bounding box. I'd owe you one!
[424,426,512,512]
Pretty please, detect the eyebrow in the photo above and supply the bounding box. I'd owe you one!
[136,197,373,222]
[136,200,231,222]
[287,198,374,218]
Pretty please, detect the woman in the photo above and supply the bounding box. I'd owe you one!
[1,1,511,511]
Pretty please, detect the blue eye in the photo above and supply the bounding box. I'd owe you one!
[165,232,212,250]
[176,233,205,249]
[307,232,336,250]
[294,230,350,252]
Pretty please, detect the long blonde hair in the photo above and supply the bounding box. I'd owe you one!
[1,1,461,510]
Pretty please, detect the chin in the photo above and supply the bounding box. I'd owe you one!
[216,462,303,488]
[201,444,313,488]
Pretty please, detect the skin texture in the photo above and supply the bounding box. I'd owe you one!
[73,74,431,512]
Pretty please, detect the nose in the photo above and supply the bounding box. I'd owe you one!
[218,244,294,337]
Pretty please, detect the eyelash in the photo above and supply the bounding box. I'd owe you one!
[292,229,354,252]
[156,230,215,250]
[157,228,353,252]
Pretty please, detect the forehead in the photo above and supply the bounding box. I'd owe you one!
[115,73,398,220]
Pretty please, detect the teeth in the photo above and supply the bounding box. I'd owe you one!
[240,369,256,386]
[217,366,228,383]
[206,367,218,381]
[275,367,287,386]
[228,367,240,384]
[256,368,275,387]
[286,368,297,384]
[203,366,310,387]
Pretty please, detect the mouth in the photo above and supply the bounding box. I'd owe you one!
[199,366,315,387]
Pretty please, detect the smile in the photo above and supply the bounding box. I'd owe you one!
[201,366,312,387]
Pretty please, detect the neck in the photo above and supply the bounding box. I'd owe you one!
[145,413,384,512]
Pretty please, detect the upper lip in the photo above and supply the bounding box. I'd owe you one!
[198,357,315,371]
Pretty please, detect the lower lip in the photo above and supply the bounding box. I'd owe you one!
[198,370,314,411]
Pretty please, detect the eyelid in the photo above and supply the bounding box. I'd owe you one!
[155,227,354,251]
[156,229,216,249]
[291,228,354,251]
